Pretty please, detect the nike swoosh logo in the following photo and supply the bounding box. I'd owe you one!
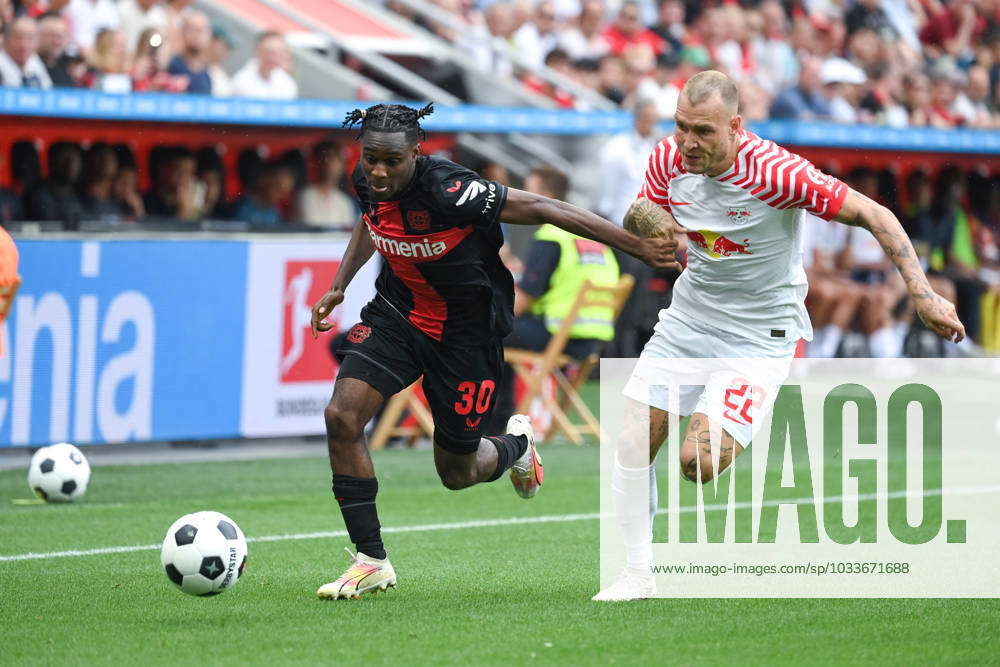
[668,198,693,206]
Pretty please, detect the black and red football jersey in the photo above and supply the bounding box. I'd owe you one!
[352,155,514,344]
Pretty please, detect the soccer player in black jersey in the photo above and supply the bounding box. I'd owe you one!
[310,102,678,599]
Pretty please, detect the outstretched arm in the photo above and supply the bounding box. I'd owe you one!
[500,188,679,270]
[311,217,375,338]
[834,189,965,342]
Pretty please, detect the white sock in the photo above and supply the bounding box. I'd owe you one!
[649,461,658,538]
[612,457,654,576]
[818,324,844,358]
[869,326,898,358]
[809,327,826,357]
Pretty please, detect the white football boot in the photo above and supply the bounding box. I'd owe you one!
[591,570,657,601]
[507,414,543,499]
[317,548,397,600]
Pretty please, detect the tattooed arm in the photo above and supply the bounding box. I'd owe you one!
[834,189,965,342]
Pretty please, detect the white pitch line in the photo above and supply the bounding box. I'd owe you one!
[2,485,998,564]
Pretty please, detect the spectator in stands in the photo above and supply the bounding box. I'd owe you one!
[84,27,131,92]
[231,31,297,100]
[297,141,355,227]
[111,162,144,219]
[902,70,932,125]
[162,0,191,55]
[80,143,124,218]
[491,165,620,431]
[195,147,225,219]
[167,9,211,94]
[601,1,664,58]
[802,212,863,357]
[512,0,560,68]
[0,16,52,87]
[230,159,293,226]
[649,0,685,55]
[596,98,661,227]
[956,64,993,127]
[471,2,516,78]
[927,65,964,128]
[596,53,627,103]
[27,141,84,225]
[65,0,119,56]
[557,0,608,60]
[206,25,232,97]
[144,147,199,220]
[116,0,166,55]
[858,62,909,127]
[840,168,911,357]
[522,47,576,107]
[754,0,797,96]
[636,50,680,118]
[131,28,184,91]
[919,0,982,60]
[769,55,831,120]
[820,57,867,123]
[37,11,80,86]
[739,79,772,121]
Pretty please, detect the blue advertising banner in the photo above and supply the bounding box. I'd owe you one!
[0,239,247,446]
[1,89,999,153]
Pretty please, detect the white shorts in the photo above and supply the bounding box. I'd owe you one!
[623,308,797,446]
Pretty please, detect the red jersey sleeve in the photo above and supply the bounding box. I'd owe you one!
[782,155,849,221]
[637,140,674,214]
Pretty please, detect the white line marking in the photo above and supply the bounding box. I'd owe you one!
[2,485,997,563]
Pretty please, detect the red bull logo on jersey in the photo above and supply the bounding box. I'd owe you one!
[686,230,753,259]
[726,206,752,224]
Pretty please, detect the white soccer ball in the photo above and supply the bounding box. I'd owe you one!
[27,442,91,502]
[160,511,248,596]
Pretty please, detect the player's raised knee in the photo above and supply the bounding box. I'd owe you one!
[323,402,365,441]
[437,467,476,491]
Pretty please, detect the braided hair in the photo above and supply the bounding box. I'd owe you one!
[342,102,435,144]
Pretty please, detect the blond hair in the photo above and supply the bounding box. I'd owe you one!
[681,70,739,116]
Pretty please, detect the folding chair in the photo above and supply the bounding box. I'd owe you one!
[368,378,435,450]
[505,274,635,445]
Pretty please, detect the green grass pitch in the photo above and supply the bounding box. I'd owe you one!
[1,444,998,665]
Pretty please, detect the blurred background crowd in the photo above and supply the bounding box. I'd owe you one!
[0,0,298,97]
[0,0,996,127]
[386,0,1000,127]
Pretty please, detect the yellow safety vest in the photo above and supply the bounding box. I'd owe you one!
[530,224,620,341]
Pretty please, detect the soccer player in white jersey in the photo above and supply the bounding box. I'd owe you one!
[593,71,965,601]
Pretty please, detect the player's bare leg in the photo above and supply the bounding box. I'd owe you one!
[432,414,542,498]
[318,378,397,599]
[678,412,744,484]
[593,400,669,601]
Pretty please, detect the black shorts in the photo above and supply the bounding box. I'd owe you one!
[336,297,503,455]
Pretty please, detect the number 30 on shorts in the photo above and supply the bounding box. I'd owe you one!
[454,380,495,415]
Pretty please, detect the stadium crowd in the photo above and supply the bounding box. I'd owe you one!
[0,0,298,97]
[0,139,357,227]
[390,0,1000,127]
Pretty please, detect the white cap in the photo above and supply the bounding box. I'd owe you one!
[820,58,867,85]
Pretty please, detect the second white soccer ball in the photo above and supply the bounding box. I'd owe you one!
[27,442,91,502]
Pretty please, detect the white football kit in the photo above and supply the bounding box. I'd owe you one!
[624,130,850,444]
